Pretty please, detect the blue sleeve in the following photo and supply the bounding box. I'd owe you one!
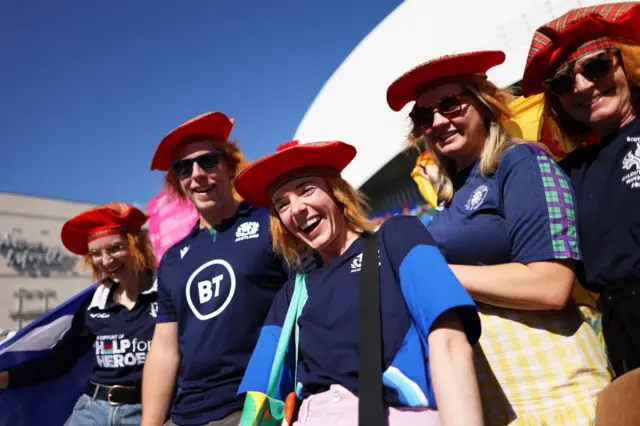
[7,301,95,387]
[501,145,581,264]
[380,216,480,345]
[238,277,296,399]
[156,263,177,323]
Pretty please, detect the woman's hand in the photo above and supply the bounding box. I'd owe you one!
[416,163,439,183]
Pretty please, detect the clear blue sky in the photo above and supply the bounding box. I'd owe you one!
[0,0,400,208]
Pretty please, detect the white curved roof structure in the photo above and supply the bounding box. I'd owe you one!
[294,0,619,188]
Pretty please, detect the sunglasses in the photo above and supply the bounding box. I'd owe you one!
[543,49,619,97]
[170,151,223,180]
[410,93,467,129]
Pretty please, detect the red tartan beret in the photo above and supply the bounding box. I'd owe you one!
[522,2,640,97]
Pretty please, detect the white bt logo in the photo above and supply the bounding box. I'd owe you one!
[197,274,224,304]
[186,259,236,321]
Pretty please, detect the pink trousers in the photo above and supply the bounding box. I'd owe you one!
[293,385,442,426]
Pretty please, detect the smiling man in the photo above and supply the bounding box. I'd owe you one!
[141,112,296,426]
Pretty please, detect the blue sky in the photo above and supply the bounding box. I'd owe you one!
[0,0,400,208]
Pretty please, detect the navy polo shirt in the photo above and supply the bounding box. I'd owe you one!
[560,115,640,292]
[156,202,290,426]
[428,143,582,267]
[240,215,480,408]
[9,280,157,388]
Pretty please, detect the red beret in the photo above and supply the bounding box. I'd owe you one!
[386,50,506,112]
[522,2,640,97]
[61,203,148,255]
[151,111,234,171]
[234,140,356,208]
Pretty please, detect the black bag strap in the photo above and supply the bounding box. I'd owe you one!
[358,232,385,426]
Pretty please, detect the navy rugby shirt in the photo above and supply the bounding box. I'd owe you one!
[8,280,157,388]
[428,143,582,268]
[560,115,640,292]
[156,201,292,426]
[240,216,480,408]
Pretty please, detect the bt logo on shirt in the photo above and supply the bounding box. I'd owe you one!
[186,259,237,321]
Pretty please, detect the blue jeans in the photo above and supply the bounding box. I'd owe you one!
[67,394,142,426]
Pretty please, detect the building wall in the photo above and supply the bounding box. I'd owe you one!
[0,192,97,330]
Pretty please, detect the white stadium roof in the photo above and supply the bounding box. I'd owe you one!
[294,0,620,188]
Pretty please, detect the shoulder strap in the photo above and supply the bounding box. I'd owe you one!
[358,232,385,425]
[293,276,307,388]
[266,275,305,397]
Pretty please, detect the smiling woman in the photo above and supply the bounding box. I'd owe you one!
[0,202,158,426]
[522,2,640,379]
[235,140,484,426]
[387,50,610,424]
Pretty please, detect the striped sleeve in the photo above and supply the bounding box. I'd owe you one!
[502,144,581,264]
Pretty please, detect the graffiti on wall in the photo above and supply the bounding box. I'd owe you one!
[0,229,79,277]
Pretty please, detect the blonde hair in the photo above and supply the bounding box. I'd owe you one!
[407,76,517,203]
[85,231,156,282]
[164,137,249,202]
[270,176,375,269]
[543,42,640,147]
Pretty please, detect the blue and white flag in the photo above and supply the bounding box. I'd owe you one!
[0,284,98,426]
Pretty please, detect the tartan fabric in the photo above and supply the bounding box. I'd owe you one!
[529,145,580,258]
[522,2,640,97]
[566,38,615,62]
[474,304,611,425]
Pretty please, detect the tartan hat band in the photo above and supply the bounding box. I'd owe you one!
[522,2,640,97]
[557,38,618,72]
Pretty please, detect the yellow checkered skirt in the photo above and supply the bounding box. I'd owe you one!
[474,302,611,425]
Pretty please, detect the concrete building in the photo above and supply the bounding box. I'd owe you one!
[293,0,619,212]
[0,192,97,330]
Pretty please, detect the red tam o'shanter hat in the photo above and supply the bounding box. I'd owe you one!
[234,140,356,208]
[61,203,148,256]
[386,50,506,112]
[522,2,640,97]
[151,111,235,171]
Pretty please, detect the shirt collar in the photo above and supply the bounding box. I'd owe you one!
[87,277,158,311]
[87,281,114,311]
[189,201,256,236]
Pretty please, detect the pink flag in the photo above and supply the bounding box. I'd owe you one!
[147,190,199,265]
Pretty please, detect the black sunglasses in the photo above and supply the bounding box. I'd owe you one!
[543,49,619,97]
[170,151,223,180]
[410,93,467,129]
